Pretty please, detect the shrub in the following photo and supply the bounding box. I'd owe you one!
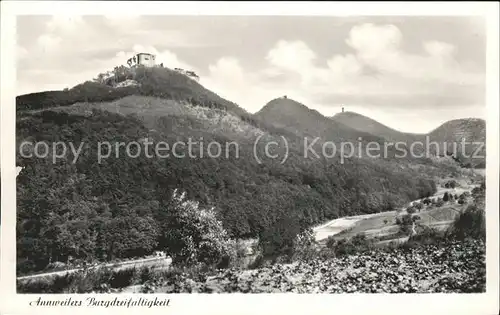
[247,254,266,269]
[436,198,445,207]
[397,214,414,235]
[443,192,450,202]
[407,207,416,214]
[447,204,485,241]
[444,180,457,189]
[292,228,318,262]
[325,236,336,249]
[224,240,251,269]
[406,226,446,247]
[161,189,234,267]
[258,215,302,261]
[326,233,374,257]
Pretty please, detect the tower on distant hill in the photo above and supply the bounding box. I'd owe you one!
[342,106,344,113]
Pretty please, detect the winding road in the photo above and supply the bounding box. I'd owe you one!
[17,256,171,281]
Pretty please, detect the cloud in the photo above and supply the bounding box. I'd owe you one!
[203,56,311,113]
[260,23,483,111]
[46,15,85,34]
[198,22,484,126]
[424,40,456,57]
[16,17,485,132]
[36,34,62,52]
[266,40,317,71]
[103,15,142,32]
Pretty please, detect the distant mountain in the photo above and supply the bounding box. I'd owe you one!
[330,111,420,144]
[331,111,485,169]
[255,98,390,150]
[427,118,485,145]
[426,118,486,168]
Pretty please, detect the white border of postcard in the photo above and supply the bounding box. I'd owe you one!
[1,2,499,315]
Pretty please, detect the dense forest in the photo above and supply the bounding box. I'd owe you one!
[16,106,436,274]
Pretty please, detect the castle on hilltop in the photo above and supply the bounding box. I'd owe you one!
[127,53,161,68]
[125,52,199,82]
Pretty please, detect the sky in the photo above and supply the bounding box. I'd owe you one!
[16,15,486,133]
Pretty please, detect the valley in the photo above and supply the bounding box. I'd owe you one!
[15,66,486,294]
[314,179,480,245]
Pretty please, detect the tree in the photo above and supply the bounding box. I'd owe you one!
[436,198,445,207]
[398,214,414,235]
[443,192,450,202]
[407,207,416,214]
[160,189,233,267]
[325,236,336,249]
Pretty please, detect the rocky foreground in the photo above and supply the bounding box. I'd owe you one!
[143,239,485,293]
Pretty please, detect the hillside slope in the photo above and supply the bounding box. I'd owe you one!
[426,118,486,168]
[16,68,438,274]
[16,66,254,124]
[330,111,485,168]
[331,111,420,144]
[255,98,425,163]
[256,98,383,142]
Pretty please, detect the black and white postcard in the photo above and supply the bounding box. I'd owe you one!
[1,2,499,315]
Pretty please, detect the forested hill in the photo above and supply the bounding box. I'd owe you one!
[331,112,486,168]
[330,111,421,144]
[16,67,438,274]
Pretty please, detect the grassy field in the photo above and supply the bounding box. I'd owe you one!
[315,180,479,246]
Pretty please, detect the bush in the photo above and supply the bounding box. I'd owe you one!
[397,214,414,235]
[407,207,416,214]
[161,190,234,267]
[444,180,457,189]
[325,236,336,249]
[443,192,450,202]
[447,205,485,241]
[292,228,318,262]
[406,226,446,247]
[326,234,374,257]
[436,198,445,207]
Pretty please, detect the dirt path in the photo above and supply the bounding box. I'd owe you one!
[313,211,396,242]
[17,256,171,280]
